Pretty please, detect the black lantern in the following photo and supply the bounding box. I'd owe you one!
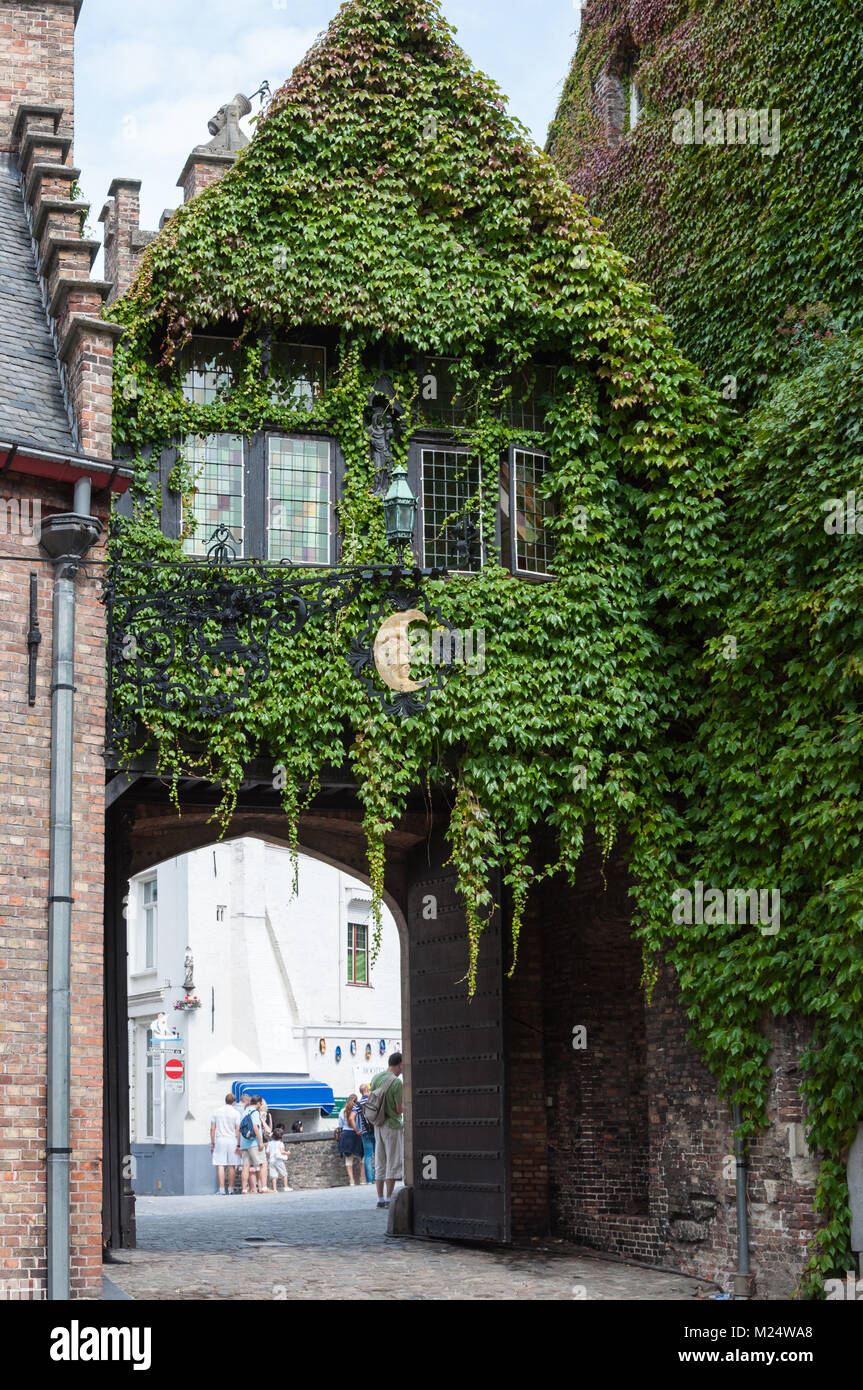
[383,461,418,562]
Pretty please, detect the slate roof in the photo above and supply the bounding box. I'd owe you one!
[0,152,77,454]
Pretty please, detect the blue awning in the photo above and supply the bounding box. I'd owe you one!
[231,1077,335,1114]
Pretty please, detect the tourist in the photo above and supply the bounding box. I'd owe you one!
[369,1053,404,1209]
[209,1092,241,1195]
[355,1083,375,1185]
[291,1120,303,1133]
[258,1098,274,1193]
[239,1094,265,1194]
[267,1125,293,1193]
[337,1093,365,1185]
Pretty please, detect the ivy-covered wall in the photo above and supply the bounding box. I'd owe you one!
[549,0,863,1289]
[547,0,863,396]
[105,0,862,1290]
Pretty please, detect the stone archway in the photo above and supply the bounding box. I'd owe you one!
[102,768,511,1251]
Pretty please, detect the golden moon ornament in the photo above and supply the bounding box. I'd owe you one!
[373,610,430,693]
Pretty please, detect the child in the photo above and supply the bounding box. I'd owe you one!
[267,1125,292,1193]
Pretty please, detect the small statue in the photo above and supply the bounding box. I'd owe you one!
[201,93,252,156]
[368,406,394,496]
[183,946,195,992]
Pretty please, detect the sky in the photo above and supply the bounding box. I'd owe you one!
[74,0,583,245]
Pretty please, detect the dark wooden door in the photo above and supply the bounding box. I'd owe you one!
[408,834,510,1242]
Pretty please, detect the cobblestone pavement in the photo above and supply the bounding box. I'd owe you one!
[105,1188,717,1301]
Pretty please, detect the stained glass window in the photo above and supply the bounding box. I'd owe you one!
[268,435,331,564]
[182,434,244,557]
[512,449,554,575]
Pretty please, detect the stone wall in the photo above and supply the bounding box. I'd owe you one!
[281,1131,368,1189]
[0,474,109,1299]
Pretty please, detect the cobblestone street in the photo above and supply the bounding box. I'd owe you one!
[104,1189,717,1301]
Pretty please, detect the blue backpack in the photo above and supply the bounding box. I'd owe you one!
[239,1108,258,1141]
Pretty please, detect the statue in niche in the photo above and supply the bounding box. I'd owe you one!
[366,374,405,497]
[183,946,195,992]
[198,93,253,156]
[368,405,396,496]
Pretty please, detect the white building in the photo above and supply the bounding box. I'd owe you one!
[127,838,402,1194]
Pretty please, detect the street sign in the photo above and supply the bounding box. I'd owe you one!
[165,1058,184,1081]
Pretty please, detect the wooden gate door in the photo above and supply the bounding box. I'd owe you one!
[407,834,510,1242]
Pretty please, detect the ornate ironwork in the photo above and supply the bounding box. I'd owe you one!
[104,528,448,747]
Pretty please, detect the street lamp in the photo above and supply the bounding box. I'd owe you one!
[382,460,418,565]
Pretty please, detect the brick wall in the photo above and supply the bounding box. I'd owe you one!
[506,837,822,1298]
[0,1,77,153]
[0,473,108,1299]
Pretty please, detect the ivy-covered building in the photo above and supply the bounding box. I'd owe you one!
[0,0,851,1300]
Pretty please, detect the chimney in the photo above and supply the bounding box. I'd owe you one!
[0,0,80,154]
[99,178,156,303]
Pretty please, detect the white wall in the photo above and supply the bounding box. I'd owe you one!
[127,838,403,1150]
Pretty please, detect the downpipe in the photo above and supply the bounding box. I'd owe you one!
[732,1101,755,1299]
[40,478,101,1300]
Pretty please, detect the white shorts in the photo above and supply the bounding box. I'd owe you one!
[212,1137,239,1166]
[374,1125,404,1182]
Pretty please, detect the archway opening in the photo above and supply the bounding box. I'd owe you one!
[124,836,405,1199]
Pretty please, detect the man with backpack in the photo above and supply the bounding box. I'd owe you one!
[238,1094,265,1194]
[366,1053,403,1209]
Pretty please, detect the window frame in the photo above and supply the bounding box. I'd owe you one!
[140,876,157,972]
[161,432,345,563]
[412,434,488,574]
[503,444,556,580]
[346,920,370,987]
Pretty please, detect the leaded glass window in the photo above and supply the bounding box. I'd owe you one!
[182,338,236,405]
[420,357,471,428]
[509,449,554,575]
[182,434,245,557]
[421,448,482,571]
[506,364,558,431]
[268,435,331,563]
[269,344,326,409]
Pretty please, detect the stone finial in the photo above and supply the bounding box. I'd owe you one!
[200,93,252,156]
[177,93,253,204]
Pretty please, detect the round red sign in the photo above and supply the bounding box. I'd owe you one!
[165,1058,184,1081]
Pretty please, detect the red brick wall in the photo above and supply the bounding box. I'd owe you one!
[504,886,549,1238]
[506,838,822,1298]
[0,1,77,153]
[0,473,107,1299]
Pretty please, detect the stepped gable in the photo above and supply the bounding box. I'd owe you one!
[0,152,76,452]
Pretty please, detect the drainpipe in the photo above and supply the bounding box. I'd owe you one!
[732,1101,754,1299]
[40,478,101,1300]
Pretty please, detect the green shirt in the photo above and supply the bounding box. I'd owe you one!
[371,1070,403,1131]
